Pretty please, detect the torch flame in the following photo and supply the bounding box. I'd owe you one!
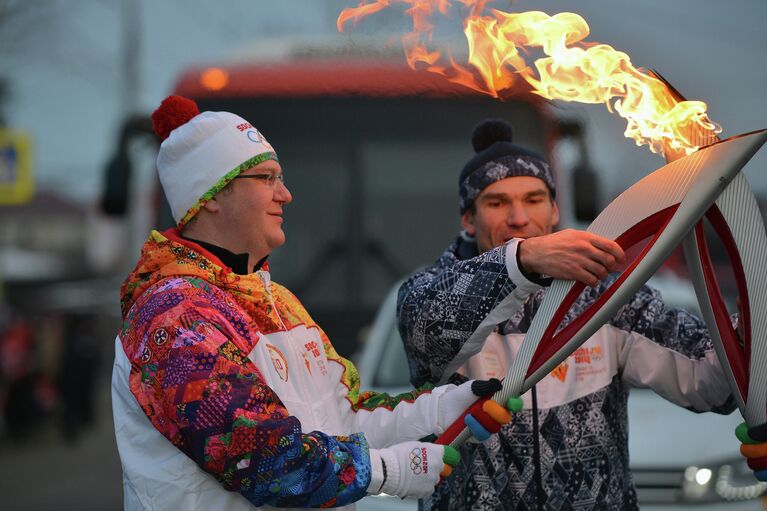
[338,1,721,157]
[337,0,393,32]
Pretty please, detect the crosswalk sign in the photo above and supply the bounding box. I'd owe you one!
[0,129,33,205]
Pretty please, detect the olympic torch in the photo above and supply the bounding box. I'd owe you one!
[655,72,767,431]
[436,128,767,449]
[335,0,767,454]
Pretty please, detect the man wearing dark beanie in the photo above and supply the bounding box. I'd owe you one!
[397,119,735,510]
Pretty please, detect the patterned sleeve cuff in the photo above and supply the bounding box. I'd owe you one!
[505,238,543,293]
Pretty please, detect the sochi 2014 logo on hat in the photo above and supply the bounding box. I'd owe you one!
[235,121,274,151]
[249,130,274,151]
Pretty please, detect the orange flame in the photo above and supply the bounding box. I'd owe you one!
[338,1,721,157]
[337,0,393,32]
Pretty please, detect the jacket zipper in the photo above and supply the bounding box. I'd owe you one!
[258,271,321,428]
[259,271,288,332]
[531,385,545,511]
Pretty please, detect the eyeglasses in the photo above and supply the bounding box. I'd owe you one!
[233,172,285,187]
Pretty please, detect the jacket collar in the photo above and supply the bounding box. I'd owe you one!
[180,235,267,274]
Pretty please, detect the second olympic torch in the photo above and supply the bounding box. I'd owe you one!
[436,129,767,449]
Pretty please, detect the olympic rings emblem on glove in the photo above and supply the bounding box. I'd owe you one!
[409,447,424,474]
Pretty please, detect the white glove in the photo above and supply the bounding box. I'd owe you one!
[436,380,484,434]
[435,379,516,439]
[369,442,460,499]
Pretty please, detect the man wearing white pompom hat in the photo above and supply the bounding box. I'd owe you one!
[397,118,736,510]
[111,96,523,510]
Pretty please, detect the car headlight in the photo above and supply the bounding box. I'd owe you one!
[681,458,767,502]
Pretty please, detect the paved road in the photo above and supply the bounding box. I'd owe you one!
[0,379,123,511]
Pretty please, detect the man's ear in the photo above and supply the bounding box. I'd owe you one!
[551,200,559,226]
[201,197,220,213]
[461,210,476,237]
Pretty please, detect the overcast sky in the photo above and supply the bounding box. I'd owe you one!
[1,0,765,204]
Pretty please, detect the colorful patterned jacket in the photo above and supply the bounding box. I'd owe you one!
[112,229,443,510]
[397,237,735,511]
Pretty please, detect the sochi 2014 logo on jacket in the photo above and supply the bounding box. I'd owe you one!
[266,344,288,382]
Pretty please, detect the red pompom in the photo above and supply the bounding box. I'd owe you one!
[151,95,200,141]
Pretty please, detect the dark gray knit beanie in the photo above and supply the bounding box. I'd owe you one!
[459,119,555,213]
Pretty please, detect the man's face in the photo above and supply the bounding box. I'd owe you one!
[462,175,558,253]
[213,159,292,257]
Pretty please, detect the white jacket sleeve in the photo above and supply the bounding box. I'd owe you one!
[349,385,452,449]
[617,327,732,411]
[323,331,474,449]
[606,282,735,412]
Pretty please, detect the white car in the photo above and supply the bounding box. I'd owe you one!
[356,274,767,510]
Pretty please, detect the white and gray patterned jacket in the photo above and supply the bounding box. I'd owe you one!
[397,237,735,511]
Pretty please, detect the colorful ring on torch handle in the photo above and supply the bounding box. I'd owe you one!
[740,442,767,458]
[748,423,767,442]
[435,396,490,446]
[747,455,767,471]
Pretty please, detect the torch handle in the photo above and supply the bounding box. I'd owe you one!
[435,395,491,446]
[435,381,522,449]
